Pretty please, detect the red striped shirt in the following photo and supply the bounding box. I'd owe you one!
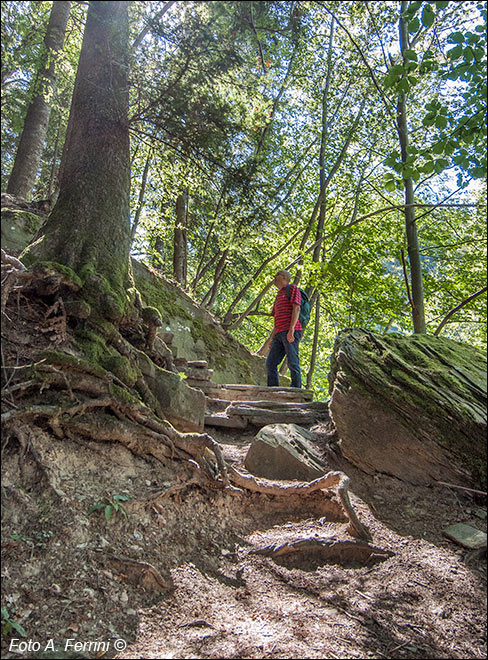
[272,285,302,333]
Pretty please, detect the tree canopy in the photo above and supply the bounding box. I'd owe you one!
[1,0,486,394]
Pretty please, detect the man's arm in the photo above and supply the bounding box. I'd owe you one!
[257,328,275,356]
[287,304,300,343]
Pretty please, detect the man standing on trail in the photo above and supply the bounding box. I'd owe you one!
[264,270,303,388]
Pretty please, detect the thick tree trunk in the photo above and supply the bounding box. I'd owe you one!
[398,2,425,333]
[23,1,132,313]
[173,190,188,286]
[6,1,71,201]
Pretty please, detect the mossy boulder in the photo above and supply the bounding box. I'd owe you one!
[1,208,43,255]
[136,350,205,432]
[328,329,487,488]
[132,259,267,385]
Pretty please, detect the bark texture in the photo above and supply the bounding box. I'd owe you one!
[23,1,131,304]
[6,1,71,200]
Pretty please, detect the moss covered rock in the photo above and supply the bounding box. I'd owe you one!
[328,329,487,488]
[1,208,43,255]
[135,349,205,432]
[132,259,267,385]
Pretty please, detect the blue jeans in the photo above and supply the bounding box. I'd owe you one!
[266,330,303,388]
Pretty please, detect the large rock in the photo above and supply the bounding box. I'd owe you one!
[136,351,206,432]
[1,208,43,254]
[244,423,325,481]
[130,260,270,386]
[328,329,487,488]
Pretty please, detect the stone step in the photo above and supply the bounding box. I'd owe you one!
[187,360,209,368]
[205,401,329,429]
[226,400,329,412]
[204,413,248,429]
[198,383,314,402]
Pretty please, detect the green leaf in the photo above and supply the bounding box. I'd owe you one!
[421,5,435,28]
[119,504,128,519]
[384,179,396,192]
[10,620,27,637]
[435,0,449,8]
[397,78,410,93]
[423,113,437,126]
[421,160,435,174]
[470,166,486,178]
[403,49,418,61]
[432,141,445,154]
[2,621,13,635]
[435,115,448,129]
[113,494,131,502]
[105,505,113,522]
[403,167,417,179]
[88,503,105,514]
[448,32,465,44]
[453,154,470,169]
[444,141,455,155]
[408,17,420,33]
[447,45,463,60]
[389,64,405,76]
[434,158,450,172]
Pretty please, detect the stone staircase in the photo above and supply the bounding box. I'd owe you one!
[179,360,330,430]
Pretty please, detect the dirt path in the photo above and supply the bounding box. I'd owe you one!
[114,431,487,660]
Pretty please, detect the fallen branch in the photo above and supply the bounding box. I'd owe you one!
[434,481,487,496]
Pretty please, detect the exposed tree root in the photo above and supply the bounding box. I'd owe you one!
[250,538,393,563]
[94,551,174,592]
[228,468,372,541]
[1,249,32,311]
[1,262,372,544]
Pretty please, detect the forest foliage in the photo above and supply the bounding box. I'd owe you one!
[1,0,486,394]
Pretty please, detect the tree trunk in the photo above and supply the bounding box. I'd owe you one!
[174,191,188,285]
[173,190,188,286]
[130,146,153,243]
[306,294,321,389]
[398,2,425,333]
[6,1,71,201]
[22,1,132,316]
[47,114,63,202]
[312,19,334,267]
[202,249,228,308]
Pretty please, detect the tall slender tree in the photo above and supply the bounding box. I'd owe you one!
[397,0,425,333]
[6,1,71,200]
